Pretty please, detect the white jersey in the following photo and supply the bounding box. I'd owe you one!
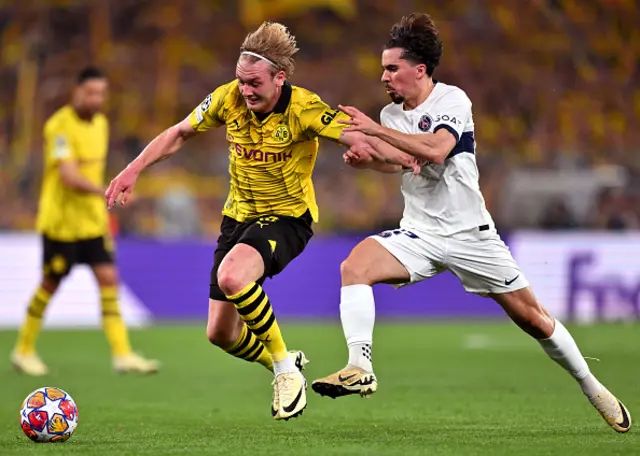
[380,82,493,238]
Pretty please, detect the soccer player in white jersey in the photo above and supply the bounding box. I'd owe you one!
[312,13,631,433]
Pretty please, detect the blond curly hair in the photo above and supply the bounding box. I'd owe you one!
[240,22,299,77]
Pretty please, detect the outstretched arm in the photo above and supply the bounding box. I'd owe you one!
[128,119,196,173]
[337,130,420,173]
[338,105,457,165]
[105,118,197,209]
[343,146,403,174]
[297,98,420,172]
[105,85,231,209]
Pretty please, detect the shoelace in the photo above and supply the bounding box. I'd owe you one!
[276,375,296,401]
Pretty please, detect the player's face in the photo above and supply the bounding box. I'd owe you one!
[381,47,423,104]
[236,58,285,113]
[75,78,108,115]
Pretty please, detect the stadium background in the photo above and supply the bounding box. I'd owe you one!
[0,1,639,454]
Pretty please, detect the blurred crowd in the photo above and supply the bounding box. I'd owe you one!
[0,0,639,237]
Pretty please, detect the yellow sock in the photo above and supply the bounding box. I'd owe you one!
[226,283,288,363]
[224,324,273,371]
[15,286,52,355]
[101,286,132,357]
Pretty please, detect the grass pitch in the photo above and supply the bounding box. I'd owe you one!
[1,322,639,455]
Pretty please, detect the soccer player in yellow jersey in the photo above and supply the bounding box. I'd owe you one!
[12,67,159,376]
[106,22,416,420]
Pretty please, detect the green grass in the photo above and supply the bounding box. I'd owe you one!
[1,322,639,455]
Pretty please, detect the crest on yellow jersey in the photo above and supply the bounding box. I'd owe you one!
[273,125,291,143]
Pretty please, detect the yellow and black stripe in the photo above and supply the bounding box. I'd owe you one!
[227,282,288,362]
[27,287,51,319]
[225,324,271,366]
[100,286,121,318]
[100,286,132,357]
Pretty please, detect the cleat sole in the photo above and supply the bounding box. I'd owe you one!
[311,382,363,399]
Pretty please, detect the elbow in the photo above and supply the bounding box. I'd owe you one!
[431,152,447,165]
[168,125,185,143]
[416,145,448,165]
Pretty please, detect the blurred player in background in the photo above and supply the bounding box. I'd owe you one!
[312,13,632,433]
[11,67,159,376]
[106,22,415,420]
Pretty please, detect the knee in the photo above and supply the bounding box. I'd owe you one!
[41,277,61,294]
[96,268,119,288]
[340,256,373,286]
[206,319,238,348]
[216,268,245,297]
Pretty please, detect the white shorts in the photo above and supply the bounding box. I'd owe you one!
[370,227,529,296]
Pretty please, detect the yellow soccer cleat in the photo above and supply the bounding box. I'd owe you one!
[588,386,632,433]
[272,350,309,417]
[11,352,49,376]
[113,353,160,374]
[312,367,377,399]
[274,372,307,421]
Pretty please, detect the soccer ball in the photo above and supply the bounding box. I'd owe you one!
[19,387,78,443]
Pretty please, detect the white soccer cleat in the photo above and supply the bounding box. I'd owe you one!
[588,386,632,433]
[11,352,49,376]
[271,350,308,417]
[273,371,307,421]
[113,353,160,374]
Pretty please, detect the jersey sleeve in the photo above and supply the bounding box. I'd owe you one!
[45,121,75,162]
[188,83,232,132]
[297,97,349,141]
[431,90,471,143]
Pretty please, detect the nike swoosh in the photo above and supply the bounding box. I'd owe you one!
[616,401,631,429]
[338,373,357,383]
[505,275,520,286]
[282,387,304,414]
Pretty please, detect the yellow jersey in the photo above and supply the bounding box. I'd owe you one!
[36,106,109,241]
[188,80,348,223]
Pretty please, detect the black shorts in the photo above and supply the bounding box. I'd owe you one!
[209,211,314,301]
[42,235,114,281]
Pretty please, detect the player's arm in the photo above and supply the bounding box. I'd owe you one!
[372,126,454,165]
[59,162,104,195]
[47,132,103,195]
[338,101,468,165]
[125,118,197,174]
[298,98,418,171]
[126,87,229,174]
[343,146,402,174]
[106,86,229,208]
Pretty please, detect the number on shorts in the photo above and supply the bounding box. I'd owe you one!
[378,229,418,239]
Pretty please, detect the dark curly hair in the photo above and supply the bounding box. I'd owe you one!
[385,13,443,76]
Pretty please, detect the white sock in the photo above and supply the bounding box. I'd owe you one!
[273,354,297,376]
[537,319,601,397]
[340,284,375,373]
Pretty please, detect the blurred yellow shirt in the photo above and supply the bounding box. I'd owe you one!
[189,80,348,222]
[36,106,109,241]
